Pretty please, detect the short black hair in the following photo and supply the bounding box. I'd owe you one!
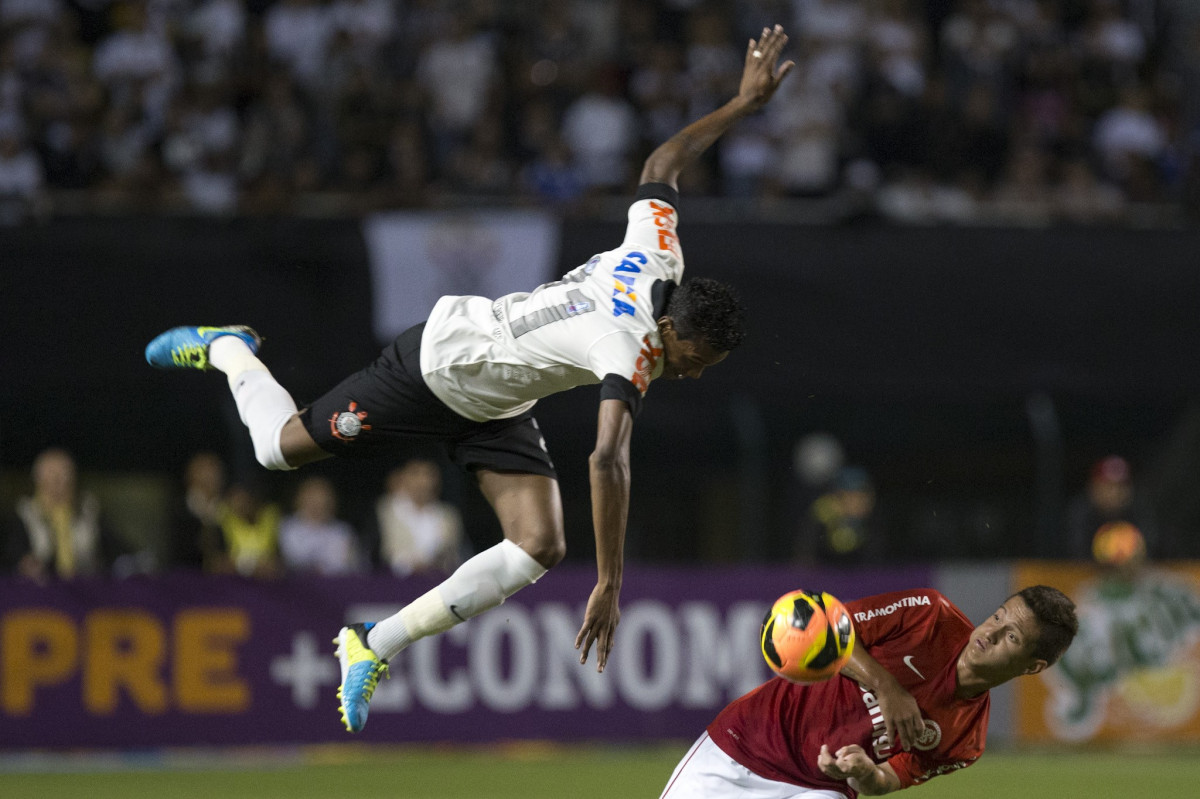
[664,277,746,352]
[1012,585,1078,665]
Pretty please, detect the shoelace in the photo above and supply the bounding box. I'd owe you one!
[172,345,207,366]
[360,661,390,698]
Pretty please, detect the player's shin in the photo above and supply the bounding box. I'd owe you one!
[366,539,546,661]
[228,370,298,471]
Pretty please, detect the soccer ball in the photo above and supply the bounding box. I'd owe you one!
[760,590,856,684]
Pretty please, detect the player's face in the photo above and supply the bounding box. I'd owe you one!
[961,596,1047,683]
[661,329,728,380]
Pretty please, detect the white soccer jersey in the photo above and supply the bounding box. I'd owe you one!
[420,195,684,422]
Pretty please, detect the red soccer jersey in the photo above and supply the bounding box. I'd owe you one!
[707,589,989,796]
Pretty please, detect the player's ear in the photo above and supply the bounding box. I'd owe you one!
[1023,658,1049,676]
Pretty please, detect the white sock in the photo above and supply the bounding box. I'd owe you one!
[229,369,298,471]
[209,335,267,387]
[367,540,547,661]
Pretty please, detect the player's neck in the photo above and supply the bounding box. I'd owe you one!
[954,658,993,700]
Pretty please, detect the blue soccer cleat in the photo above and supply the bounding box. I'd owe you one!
[334,622,388,733]
[145,325,261,370]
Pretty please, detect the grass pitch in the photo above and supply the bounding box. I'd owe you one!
[1,743,1197,798]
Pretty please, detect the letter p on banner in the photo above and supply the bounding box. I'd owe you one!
[2,610,78,716]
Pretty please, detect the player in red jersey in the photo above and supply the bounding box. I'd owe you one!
[660,585,1077,798]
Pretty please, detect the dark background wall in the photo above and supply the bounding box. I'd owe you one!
[4,218,1200,563]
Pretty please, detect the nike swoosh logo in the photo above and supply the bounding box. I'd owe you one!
[449,605,467,622]
[903,655,925,679]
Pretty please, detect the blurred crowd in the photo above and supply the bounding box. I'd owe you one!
[1,0,1198,223]
[2,441,1174,580]
[1,447,470,579]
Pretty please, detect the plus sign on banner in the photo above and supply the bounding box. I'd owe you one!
[270,632,341,709]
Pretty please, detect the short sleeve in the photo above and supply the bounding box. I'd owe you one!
[587,331,663,397]
[885,751,980,788]
[622,187,682,266]
[600,373,644,418]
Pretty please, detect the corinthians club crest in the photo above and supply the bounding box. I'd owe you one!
[330,401,371,441]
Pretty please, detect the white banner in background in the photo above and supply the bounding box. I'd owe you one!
[362,210,561,343]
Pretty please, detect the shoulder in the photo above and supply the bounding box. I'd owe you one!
[847,588,944,618]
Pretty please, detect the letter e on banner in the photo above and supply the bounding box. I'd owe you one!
[174,609,251,713]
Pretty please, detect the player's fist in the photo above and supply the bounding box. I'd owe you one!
[817,744,872,782]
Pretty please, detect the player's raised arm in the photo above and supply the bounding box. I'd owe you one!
[639,23,794,189]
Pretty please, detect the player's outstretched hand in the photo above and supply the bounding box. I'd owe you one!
[817,744,874,782]
[737,24,795,113]
[875,681,925,752]
[575,582,621,672]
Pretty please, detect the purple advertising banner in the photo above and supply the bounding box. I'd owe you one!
[0,565,931,748]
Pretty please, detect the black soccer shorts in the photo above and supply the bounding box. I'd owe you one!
[300,323,557,478]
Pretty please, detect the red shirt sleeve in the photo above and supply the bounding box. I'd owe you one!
[887,749,982,788]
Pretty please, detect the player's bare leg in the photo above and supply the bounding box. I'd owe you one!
[337,472,563,731]
[277,415,332,467]
[364,471,563,658]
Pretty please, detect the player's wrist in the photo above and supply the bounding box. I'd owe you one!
[847,764,887,794]
[726,95,755,118]
[595,575,622,591]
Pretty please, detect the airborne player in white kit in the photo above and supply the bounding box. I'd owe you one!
[145,25,796,734]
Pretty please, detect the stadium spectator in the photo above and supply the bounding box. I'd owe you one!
[1053,155,1125,223]
[794,464,886,566]
[561,65,639,192]
[329,0,397,65]
[986,142,1055,224]
[367,459,467,578]
[143,22,794,734]
[939,0,1020,101]
[2,447,125,580]
[218,479,282,578]
[161,78,240,212]
[1080,0,1146,80]
[659,585,1078,798]
[1064,454,1158,560]
[278,475,363,575]
[180,0,247,70]
[520,133,587,203]
[415,13,500,164]
[237,69,315,210]
[90,1,177,126]
[0,113,45,223]
[865,0,928,99]
[262,0,335,88]
[165,450,230,571]
[766,65,843,196]
[1092,83,1169,191]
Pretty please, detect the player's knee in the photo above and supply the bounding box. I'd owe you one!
[251,419,294,471]
[523,535,565,570]
[252,444,290,471]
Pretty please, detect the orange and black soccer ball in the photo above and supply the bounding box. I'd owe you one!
[760,589,856,683]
